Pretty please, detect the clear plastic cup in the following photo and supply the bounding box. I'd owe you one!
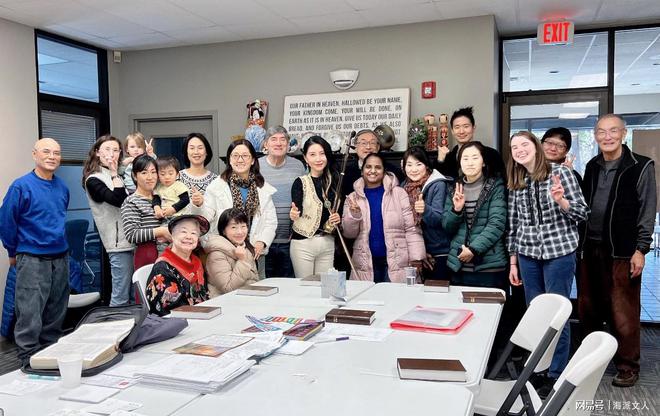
[404,267,417,286]
[57,353,83,388]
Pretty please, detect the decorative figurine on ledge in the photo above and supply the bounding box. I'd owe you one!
[245,99,268,151]
[423,114,438,151]
[439,113,449,148]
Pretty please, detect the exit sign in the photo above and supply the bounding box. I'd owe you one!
[537,21,574,45]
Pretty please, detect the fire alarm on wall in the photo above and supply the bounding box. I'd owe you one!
[113,50,122,63]
[421,81,436,99]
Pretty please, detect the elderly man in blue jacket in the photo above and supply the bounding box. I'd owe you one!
[0,138,70,365]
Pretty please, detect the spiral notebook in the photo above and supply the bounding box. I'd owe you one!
[390,306,473,334]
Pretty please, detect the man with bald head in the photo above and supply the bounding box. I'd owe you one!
[0,138,70,364]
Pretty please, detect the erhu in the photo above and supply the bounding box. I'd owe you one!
[322,131,357,273]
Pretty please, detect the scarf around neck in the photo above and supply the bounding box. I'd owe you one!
[229,172,260,223]
[158,247,205,287]
[404,171,430,225]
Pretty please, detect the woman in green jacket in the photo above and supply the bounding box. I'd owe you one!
[442,141,508,291]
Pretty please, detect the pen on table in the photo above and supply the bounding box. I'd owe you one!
[315,336,349,344]
[26,374,60,381]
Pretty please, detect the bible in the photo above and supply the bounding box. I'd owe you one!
[30,319,135,370]
[397,358,467,382]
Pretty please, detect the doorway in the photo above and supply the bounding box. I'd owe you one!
[501,89,609,176]
[131,112,224,174]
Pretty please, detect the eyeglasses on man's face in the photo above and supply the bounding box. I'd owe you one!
[595,127,624,138]
[356,140,378,147]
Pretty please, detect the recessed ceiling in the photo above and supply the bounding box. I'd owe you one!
[0,0,658,50]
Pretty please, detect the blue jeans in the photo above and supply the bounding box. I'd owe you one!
[518,252,575,379]
[109,250,135,306]
[265,242,294,278]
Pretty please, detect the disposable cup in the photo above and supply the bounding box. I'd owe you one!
[57,353,83,388]
[404,266,417,286]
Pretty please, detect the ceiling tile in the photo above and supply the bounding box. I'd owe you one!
[224,18,304,40]
[346,0,429,10]
[359,2,440,26]
[77,0,215,32]
[58,12,155,39]
[597,0,660,22]
[256,0,353,18]
[166,25,244,45]
[0,0,93,26]
[170,0,276,25]
[108,32,183,50]
[288,11,368,33]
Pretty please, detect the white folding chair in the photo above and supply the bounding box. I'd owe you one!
[536,332,617,416]
[67,292,100,308]
[474,293,572,416]
[132,264,154,304]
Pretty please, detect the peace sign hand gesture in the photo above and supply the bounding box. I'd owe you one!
[452,183,465,212]
[550,174,565,203]
[146,138,155,157]
[347,196,361,217]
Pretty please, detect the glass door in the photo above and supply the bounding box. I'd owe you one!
[501,89,609,176]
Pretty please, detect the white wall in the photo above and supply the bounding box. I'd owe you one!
[109,16,499,153]
[0,18,39,330]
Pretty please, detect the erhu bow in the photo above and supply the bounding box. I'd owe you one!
[322,131,357,273]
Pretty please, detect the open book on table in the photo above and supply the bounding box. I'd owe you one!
[30,319,135,370]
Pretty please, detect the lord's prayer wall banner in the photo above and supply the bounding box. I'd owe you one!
[283,88,410,151]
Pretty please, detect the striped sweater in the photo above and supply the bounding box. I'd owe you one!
[121,193,165,245]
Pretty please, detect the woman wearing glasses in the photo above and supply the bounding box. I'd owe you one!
[506,130,589,389]
[203,139,277,277]
[83,135,134,306]
[541,127,583,186]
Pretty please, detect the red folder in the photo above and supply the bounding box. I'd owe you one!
[390,306,473,334]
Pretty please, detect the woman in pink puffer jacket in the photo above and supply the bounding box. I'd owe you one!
[342,153,426,283]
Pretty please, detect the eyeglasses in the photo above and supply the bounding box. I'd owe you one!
[230,153,251,161]
[356,141,378,147]
[595,127,624,138]
[542,140,567,151]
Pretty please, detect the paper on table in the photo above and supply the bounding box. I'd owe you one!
[275,340,314,355]
[104,364,144,379]
[0,379,52,396]
[319,323,392,342]
[59,385,119,404]
[356,300,385,306]
[109,412,148,416]
[47,410,96,416]
[82,374,137,389]
[82,398,142,415]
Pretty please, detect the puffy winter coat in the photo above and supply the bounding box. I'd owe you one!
[342,173,426,282]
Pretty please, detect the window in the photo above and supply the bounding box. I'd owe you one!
[503,32,608,92]
[37,36,100,102]
[36,31,109,299]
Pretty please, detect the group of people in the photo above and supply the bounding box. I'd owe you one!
[0,109,655,391]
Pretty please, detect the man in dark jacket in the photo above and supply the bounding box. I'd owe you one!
[579,114,656,387]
